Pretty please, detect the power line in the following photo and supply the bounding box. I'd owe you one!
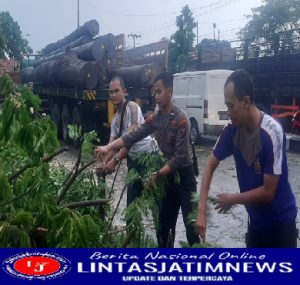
[137,0,244,45]
[85,0,225,17]
[137,0,242,37]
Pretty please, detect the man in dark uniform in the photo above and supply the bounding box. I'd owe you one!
[95,72,200,247]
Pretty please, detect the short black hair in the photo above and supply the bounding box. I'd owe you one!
[154,71,173,89]
[225,69,254,103]
[110,75,126,90]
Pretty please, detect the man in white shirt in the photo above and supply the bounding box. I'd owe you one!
[100,76,157,206]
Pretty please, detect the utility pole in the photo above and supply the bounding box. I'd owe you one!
[128,34,141,48]
[196,21,199,46]
[77,0,80,28]
[213,23,216,40]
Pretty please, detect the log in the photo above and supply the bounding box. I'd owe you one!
[111,62,163,87]
[105,52,119,71]
[34,60,56,85]
[42,19,99,55]
[21,67,35,83]
[148,62,163,86]
[71,37,106,61]
[32,53,98,89]
[94,60,109,87]
[35,38,106,66]
[52,53,98,89]
[46,35,93,57]
[97,33,115,52]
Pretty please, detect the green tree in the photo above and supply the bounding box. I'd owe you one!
[239,0,300,57]
[0,11,32,60]
[168,5,197,73]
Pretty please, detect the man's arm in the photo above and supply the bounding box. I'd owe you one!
[196,153,220,241]
[95,137,125,159]
[96,113,154,159]
[105,147,129,174]
[103,136,117,163]
[215,174,279,213]
[168,118,190,171]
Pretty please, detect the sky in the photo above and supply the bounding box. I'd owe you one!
[0,0,263,53]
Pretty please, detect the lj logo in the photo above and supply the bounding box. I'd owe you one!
[2,252,71,280]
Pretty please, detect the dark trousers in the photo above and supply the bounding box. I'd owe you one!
[126,157,144,207]
[246,221,298,248]
[158,165,200,247]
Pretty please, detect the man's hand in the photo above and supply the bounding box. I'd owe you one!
[105,159,116,174]
[196,210,206,242]
[94,146,109,160]
[214,193,235,214]
[145,172,160,189]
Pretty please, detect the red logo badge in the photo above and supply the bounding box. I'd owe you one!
[3,252,71,280]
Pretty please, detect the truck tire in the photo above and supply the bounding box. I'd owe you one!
[50,103,61,138]
[190,118,200,144]
[72,106,82,148]
[61,104,71,143]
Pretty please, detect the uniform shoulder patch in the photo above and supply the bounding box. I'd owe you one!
[178,118,188,128]
[178,118,188,137]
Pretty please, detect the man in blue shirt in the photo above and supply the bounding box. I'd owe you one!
[196,69,298,247]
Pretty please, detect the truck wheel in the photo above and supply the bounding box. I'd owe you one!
[50,103,61,138]
[72,107,82,148]
[190,118,200,144]
[61,104,71,144]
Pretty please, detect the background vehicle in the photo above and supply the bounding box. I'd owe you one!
[173,69,232,142]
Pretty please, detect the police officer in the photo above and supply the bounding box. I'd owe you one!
[95,72,200,247]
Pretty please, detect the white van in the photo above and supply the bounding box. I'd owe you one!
[173,69,233,140]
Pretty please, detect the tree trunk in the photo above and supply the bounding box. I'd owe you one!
[111,63,162,87]
[46,35,92,57]
[35,38,107,66]
[53,54,98,89]
[21,67,35,83]
[34,60,56,85]
[33,53,98,89]
[97,33,116,52]
[71,37,106,61]
[94,60,109,87]
[42,19,99,55]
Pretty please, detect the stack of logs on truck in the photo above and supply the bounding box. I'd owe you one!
[22,19,168,142]
[188,30,300,134]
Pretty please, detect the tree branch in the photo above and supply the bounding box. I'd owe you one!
[57,159,97,204]
[62,199,113,209]
[8,147,69,182]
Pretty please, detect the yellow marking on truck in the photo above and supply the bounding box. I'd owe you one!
[83,90,96,100]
